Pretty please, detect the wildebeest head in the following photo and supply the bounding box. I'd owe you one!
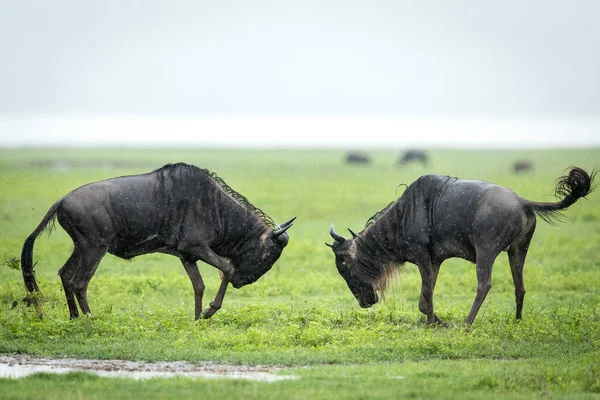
[229,217,295,288]
[327,225,379,308]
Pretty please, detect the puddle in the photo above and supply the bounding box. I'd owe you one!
[0,355,297,382]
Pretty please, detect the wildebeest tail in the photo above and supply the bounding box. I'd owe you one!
[528,166,596,224]
[21,199,62,317]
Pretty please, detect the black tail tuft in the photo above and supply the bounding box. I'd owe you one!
[554,166,595,204]
[531,166,595,225]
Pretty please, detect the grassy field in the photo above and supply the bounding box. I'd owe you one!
[1,147,599,399]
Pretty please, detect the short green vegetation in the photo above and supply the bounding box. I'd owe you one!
[1,147,599,399]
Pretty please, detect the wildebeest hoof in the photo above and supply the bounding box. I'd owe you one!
[201,308,217,319]
[438,321,451,328]
[427,316,450,328]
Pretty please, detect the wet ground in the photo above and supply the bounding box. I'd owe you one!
[0,355,297,381]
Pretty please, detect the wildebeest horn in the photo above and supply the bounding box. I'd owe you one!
[279,217,296,229]
[330,224,346,243]
[272,217,296,237]
[348,228,358,239]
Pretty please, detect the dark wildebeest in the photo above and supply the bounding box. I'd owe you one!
[513,160,533,174]
[21,163,295,320]
[346,152,371,164]
[398,149,428,167]
[327,167,594,326]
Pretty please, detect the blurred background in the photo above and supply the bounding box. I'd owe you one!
[1,0,599,148]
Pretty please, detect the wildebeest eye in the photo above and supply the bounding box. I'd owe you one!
[336,256,350,272]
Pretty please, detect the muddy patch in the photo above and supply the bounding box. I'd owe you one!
[0,355,297,382]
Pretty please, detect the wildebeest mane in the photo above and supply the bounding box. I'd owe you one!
[364,201,395,229]
[154,163,276,228]
[364,184,409,229]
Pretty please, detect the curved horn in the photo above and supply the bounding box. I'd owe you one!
[329,224,346,243]
[348,228,358,239]
[272,217,296,237]
[278,217,296,229]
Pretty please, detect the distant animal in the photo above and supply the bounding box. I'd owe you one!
[398,149,428,166]
[346,152,371,164]
[513,160,533,174]
[21,163,295,320]
[327,167,594,326]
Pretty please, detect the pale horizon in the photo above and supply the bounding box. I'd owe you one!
[1,114,598,149]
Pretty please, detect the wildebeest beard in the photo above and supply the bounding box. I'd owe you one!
[352,220,405,299]
[332,199,408,301]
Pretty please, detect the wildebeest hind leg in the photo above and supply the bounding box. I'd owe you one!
[180,258,205,320]
[66,246,107,317]
[465,252,498,325]
[58,249,82,319]
[508,228,535,320]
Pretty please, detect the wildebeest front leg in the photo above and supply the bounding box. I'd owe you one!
[180,244,235,319]
[417,257,448,327]
[201,277,229,319]
[465,252,497,325]
[180,258,205,320]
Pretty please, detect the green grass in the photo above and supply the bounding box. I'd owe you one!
[1,356,599,400]
[1,147,599,399]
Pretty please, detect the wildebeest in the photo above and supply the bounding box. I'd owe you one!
[398,149,428,167]
[327,167,594,326]
[513,160,533,174]
[346,152,371,164]
[21,163,295,320]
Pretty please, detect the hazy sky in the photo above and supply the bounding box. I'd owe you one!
[1,1,599,118]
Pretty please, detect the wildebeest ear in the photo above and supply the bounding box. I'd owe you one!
[348,228,358,239]
[325,242,333,248]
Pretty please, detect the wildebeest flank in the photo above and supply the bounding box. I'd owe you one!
[21,163,295,320]
[328,167,595,325]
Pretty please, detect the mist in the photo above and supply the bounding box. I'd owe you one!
[1,1,599,147]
